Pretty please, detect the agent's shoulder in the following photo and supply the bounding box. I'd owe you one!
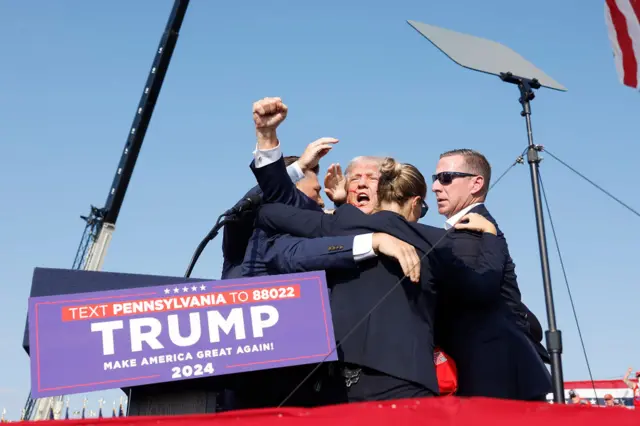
[412,222,447,238]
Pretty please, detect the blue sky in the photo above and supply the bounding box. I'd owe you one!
[1,0,638,419]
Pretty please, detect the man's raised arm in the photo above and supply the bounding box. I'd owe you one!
[250,97,337,206]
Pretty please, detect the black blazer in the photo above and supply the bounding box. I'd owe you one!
[249,156,507,394]
[256,201,507,394]
[240,159,324,277]
[221,185,262,279]
[256,201,552,400]
[470,204,551,365]
[428,204,552,400]
[435,273,552,400]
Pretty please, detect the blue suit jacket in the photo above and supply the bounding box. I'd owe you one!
[256,201,550,400]
[239,157,358,278]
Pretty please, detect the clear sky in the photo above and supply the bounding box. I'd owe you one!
[1,0,638,419]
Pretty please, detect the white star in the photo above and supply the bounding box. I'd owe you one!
[173,287,179,293]
[164,288,170,294]
[191,286,197,291]
[199,285,206,291]
[182,286,189,292]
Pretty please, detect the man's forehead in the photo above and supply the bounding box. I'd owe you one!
[303,169,319,178]
[350,162,380,175]
[436,155,465,171]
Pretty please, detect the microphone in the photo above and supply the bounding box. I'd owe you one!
[184,193,262,279]
[223,193,262,217]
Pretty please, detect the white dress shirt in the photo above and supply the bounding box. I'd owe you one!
[253,142,376,261]
[444,203,484,230]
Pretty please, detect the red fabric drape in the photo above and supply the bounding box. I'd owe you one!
[16,397,638,426]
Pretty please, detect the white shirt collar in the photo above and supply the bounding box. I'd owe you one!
[444,203,484,230]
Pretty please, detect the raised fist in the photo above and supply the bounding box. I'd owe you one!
[253,97,288,130]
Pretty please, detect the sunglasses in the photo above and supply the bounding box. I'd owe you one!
[432,171,476,185]
[420,200,428,218]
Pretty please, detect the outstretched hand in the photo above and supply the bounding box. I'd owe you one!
[298,138,339,172]
[324,163,347,203]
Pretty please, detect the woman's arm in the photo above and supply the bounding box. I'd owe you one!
[256,203,339,237]
[256,203,383,238]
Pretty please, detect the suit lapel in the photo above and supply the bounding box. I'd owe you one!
[469,204,489,218]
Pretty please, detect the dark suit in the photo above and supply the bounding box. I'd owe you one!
[469,204,551,366]
[234,158,369,409]
[429,204,552,400]
[252,158,507,401]
[240,159,326,278]
[223,189,354,279]
[221,163,313,279]
[524,304,545,344]
[221,186,262,279]
[256,200,549,401]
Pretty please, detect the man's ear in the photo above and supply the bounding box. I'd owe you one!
[470,175,485,196]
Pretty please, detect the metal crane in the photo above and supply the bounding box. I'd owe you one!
[22,1,191,420]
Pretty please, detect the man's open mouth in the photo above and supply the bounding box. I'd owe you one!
[356,193,370,206]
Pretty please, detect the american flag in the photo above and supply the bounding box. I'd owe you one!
[546,379,637,407]
[605,0,640,89]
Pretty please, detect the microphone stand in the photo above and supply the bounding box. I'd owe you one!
[184,195,262,278]
[184,214,227,278]
[500,72,565,403]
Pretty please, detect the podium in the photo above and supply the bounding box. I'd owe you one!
[24,268,336,415]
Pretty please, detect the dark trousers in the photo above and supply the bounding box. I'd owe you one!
[318,363,436,404]
[230,364,328,410]
[229,363,435,409]
[528,394,549,402]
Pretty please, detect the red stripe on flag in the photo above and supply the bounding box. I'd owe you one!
[607,0,638,88]
[565,379,636,389]
[632,0,640,23]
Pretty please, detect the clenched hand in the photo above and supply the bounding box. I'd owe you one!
[253,97,288,150]
[253,97,288,129]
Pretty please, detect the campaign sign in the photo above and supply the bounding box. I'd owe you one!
[28,271,336,398]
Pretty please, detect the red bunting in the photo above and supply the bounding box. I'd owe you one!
[15,397,639,426]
